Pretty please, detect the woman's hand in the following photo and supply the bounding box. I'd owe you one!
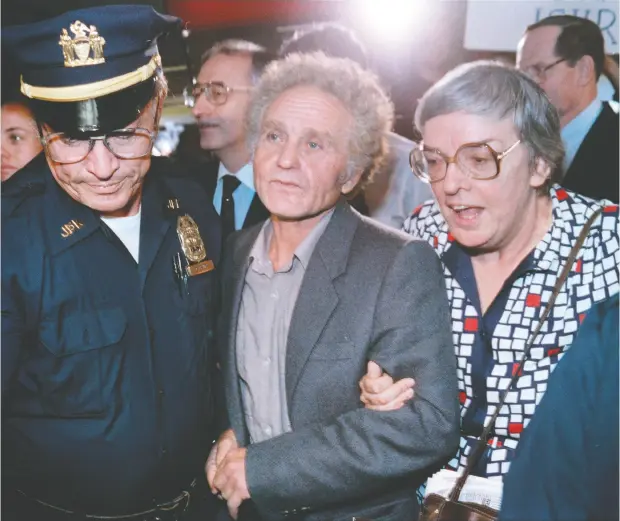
[359,361,415,411]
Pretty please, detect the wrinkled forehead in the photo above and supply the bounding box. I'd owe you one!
[198,52,254,85]
[422,111,518,149]
[264,86,353,134]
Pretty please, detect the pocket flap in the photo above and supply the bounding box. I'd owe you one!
[40,307,127,356]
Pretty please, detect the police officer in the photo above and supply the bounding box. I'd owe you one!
[2,5,221,520]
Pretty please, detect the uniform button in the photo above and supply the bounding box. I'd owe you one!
[158,389,165,397]
[161,448,167,455]
[271,291,279,299]
[264,426,272,436]
[149,328,155,338]
[263,357,271,365]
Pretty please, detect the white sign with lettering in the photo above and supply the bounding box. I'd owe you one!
[464,1,618,53]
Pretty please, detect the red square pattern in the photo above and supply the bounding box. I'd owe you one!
[574,259,582,273]
[464,317,479,332]
[509,423,524,434]
[526,293,541,307]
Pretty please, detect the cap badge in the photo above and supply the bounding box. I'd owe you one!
[59,21,106,68]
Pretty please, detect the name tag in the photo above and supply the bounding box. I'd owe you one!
[186,259,215,277]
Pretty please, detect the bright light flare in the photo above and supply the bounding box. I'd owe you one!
[351,0,422,45]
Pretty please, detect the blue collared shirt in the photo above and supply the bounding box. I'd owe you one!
[212,162,256,230]
[597,74,615,102]
[561,99,603,171]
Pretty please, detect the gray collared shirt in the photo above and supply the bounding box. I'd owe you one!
[236,209,334,443]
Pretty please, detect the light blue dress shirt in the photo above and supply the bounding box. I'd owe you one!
[597,74,615,102]
[561,99,602,171]
[212,162,256,231]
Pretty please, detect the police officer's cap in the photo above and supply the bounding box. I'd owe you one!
[2,5,181,103]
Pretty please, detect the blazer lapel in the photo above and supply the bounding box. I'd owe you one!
[285,200,360,402]
[226,224,263,446]
[138,170,174,290]
[202,158,219,199]
[242,193,270,230]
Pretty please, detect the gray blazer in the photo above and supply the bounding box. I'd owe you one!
[217,200,459,521]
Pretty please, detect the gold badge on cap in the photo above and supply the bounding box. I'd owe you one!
[59,21,106,68]
[177,214,214,276]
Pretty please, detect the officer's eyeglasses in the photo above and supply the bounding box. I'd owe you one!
[523,58,567,82]
[183,81,252,108]
[41,128,156,164]
[409,140,522,183]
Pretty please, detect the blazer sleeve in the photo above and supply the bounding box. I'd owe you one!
[245,240,460,513]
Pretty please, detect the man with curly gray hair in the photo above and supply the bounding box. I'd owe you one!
[207,52,460,521]
[246,51,394,190]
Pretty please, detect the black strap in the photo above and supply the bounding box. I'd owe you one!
[449,207,603,502]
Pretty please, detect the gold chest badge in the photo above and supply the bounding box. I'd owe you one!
[59,21,106,67]
[176,214,214,276]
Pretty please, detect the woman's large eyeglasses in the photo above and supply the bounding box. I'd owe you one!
[41,128,155,165]
[409,140,522,183]
[183,81,252,108]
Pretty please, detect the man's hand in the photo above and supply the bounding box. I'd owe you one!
[206,429,239,494]
[213,447,250,520]
[359,361,415,411]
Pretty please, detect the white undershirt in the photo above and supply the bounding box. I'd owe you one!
[101,206,142,263]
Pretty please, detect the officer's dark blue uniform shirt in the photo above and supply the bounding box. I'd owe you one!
[2,154,221,514]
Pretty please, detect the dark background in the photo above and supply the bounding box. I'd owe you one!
[1,0,509,140]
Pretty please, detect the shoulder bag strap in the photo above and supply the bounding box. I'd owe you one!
[448,206,603,501]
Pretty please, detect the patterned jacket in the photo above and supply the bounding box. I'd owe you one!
[403,186,619,478]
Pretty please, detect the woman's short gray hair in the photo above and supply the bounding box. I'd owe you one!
[415,60,565,191]
[246,52,394,186]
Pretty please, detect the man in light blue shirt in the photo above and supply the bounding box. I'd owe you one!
[517,15,618,202]
[187,40,272,241]
[211,162,256,232]
[560,97,602,172]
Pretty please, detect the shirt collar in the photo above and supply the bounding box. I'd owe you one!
[561,99,602,150]
[597,74,616,102]
[249,208,335,274]
[217,161,255,191]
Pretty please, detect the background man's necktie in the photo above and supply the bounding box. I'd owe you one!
[221,174,241,246]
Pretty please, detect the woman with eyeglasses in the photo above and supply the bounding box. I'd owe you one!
[359,61,619,484]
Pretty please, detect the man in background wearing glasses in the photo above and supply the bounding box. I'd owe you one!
[517,15,619,203]
[186,40,273,246]
[2,6,221,520]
